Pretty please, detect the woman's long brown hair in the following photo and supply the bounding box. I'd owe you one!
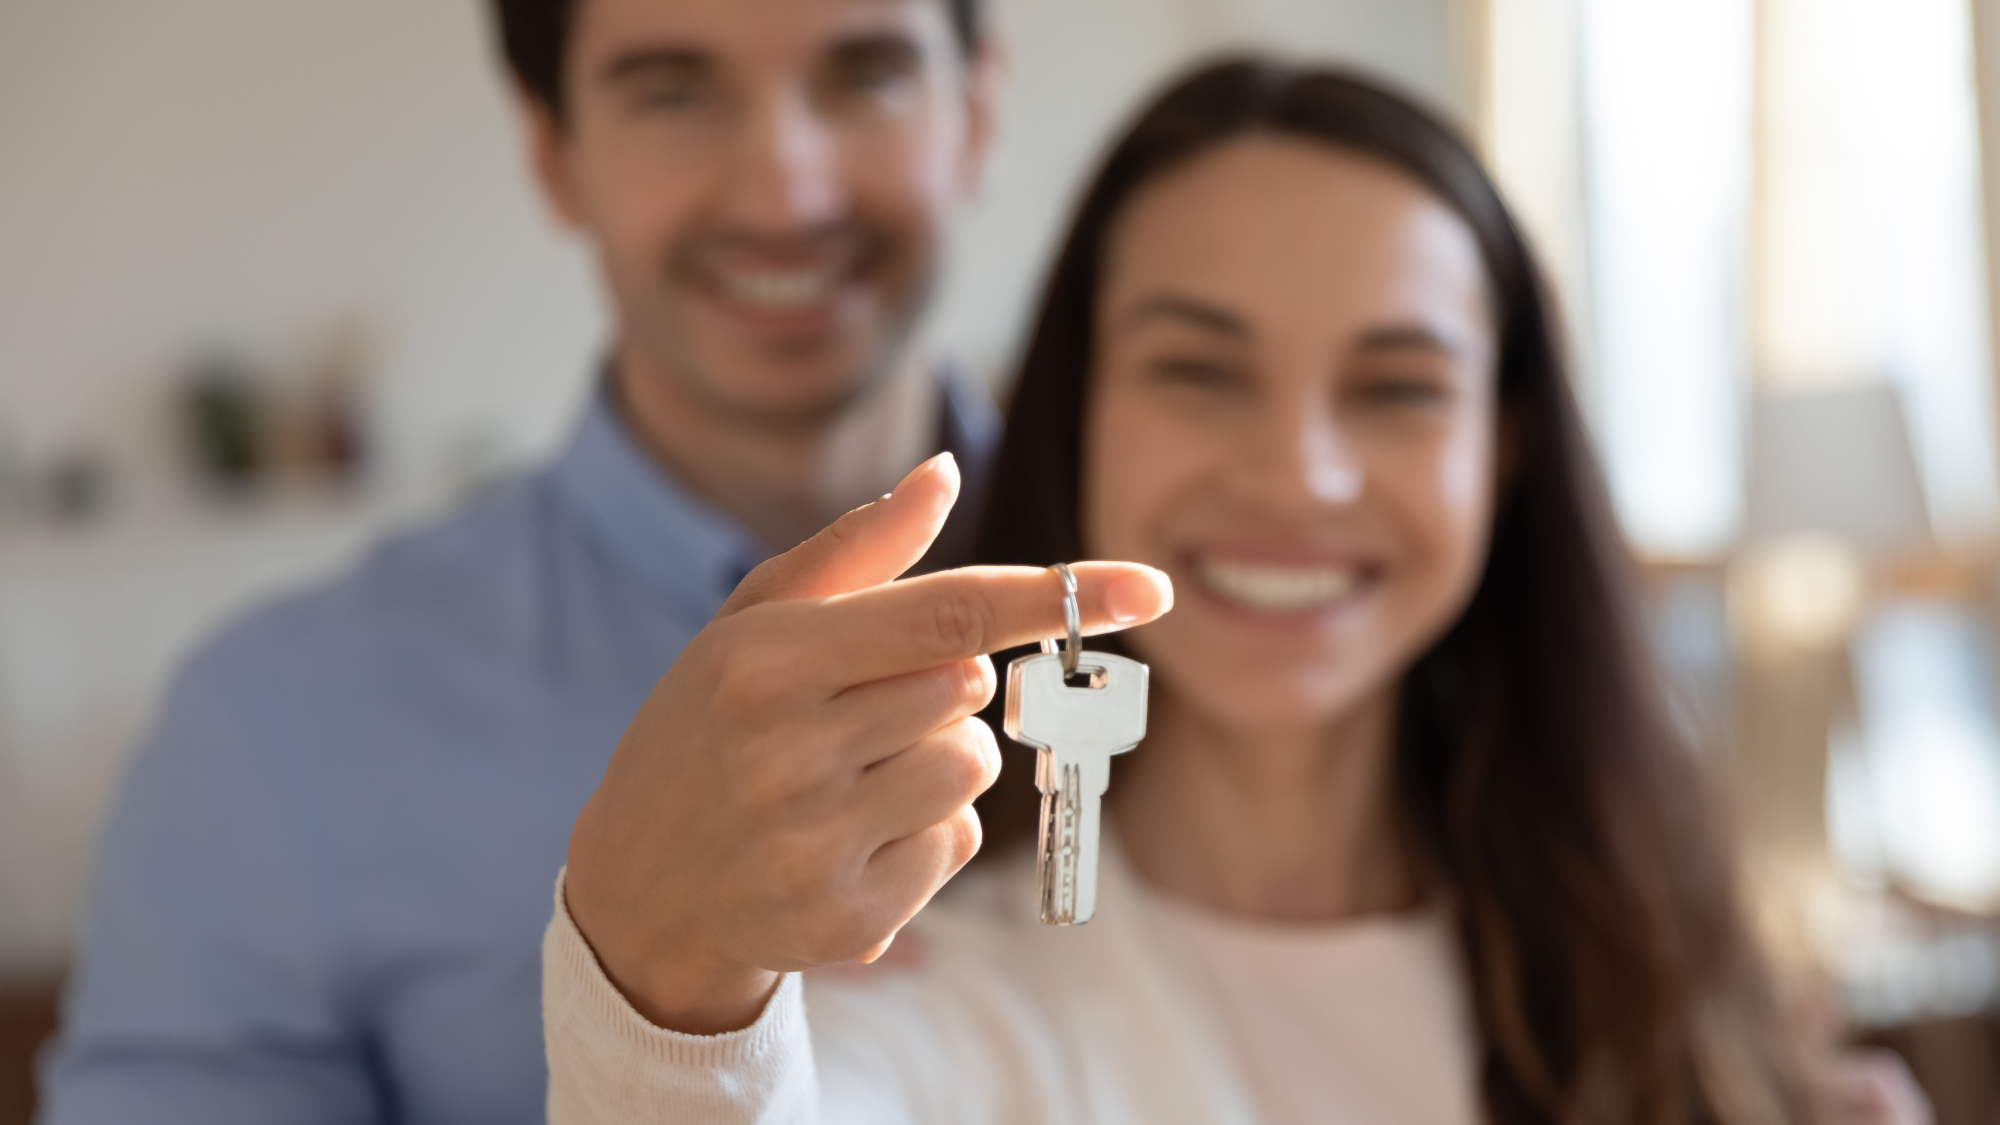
[969,58,1818,1125]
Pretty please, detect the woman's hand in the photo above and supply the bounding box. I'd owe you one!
[562,453,1173,1034]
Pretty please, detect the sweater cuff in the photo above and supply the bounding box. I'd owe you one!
[543,867,815,1124]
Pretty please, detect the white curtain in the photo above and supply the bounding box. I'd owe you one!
[1481,0,1999,554]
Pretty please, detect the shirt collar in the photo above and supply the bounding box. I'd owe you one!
[545,385,770,621]
[544,363,1000,615]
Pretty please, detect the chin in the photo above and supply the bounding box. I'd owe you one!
[1135,634,1381,738]
[734,370,871,420]
[1194,676,1376,737]
[641,280,905,423]
[695,337,882,421]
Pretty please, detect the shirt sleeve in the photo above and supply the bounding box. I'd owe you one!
[542,870,818,1125]
[35,648,381,1125]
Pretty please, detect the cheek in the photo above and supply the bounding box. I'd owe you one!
[1080,386,1199,563]
[847,107,965,238]
[1390,418,1496,594]
[579,145,703,269]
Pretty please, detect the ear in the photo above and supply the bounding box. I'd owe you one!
[517,89,587,230]
[955,36,1008,199]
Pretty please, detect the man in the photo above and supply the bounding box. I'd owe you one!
[38,1,1002,1120]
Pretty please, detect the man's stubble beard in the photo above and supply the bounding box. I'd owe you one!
[637,228,940,438]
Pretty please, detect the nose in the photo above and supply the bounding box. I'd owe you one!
[725,86,847,230]
[1243,393,1364,510]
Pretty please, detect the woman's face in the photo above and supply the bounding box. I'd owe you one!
[1084,135,1499,737]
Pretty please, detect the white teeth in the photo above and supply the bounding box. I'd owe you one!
[720,269,838,308]
[1198,558,1358,612]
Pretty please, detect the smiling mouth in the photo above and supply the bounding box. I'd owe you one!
[1195,557,1365,613]
[683,224,885,320]
[715,266,847,310]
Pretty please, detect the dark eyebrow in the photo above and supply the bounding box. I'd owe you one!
[825,29,923,68]
[1119,294,1249,339]
[600,46,712,87]
[1354,324,1459,354]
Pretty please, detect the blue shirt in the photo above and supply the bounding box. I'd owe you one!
[38,375,998,1124]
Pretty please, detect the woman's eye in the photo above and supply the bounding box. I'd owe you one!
[1353,376,1450,407]
[1145,358,1240,391]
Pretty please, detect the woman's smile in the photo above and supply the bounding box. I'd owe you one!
[1182,549,1380,619]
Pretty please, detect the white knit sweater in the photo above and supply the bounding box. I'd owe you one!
[543,842,1478,1124]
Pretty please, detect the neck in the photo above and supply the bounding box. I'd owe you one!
[1109,686,1418,922]
[611,342,938,554]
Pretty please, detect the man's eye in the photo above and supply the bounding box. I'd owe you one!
[827,46,920,95]
[632,79,708,111]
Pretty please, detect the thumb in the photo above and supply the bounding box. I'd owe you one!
[720,452,960,615]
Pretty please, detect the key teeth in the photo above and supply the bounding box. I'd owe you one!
[1036,762,1092,926]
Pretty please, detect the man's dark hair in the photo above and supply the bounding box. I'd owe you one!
[491,0,983,119]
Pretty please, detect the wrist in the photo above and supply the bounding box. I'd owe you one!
[621,960,784,1036]
[561,874,779,1034]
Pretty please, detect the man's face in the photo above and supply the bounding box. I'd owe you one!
[531,0,996,426]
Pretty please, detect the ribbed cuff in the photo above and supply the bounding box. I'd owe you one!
[544,867,815,1124]
[546,867,803,1064]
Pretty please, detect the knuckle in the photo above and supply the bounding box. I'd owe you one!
[918,658,992,721]
[719,557,783,613]
[734,758,798,817]
[932,718,998,802]
[765,826,834,891]
[818,706,877,767]
[712,666,778,721]
[924,587,995,658]
[817,507,865,553]
[954,656,997,712]
[707,616,790,714]
[946,806,984,871]
[726,729,827,816]
[967,718,1002,791]
[710,662,762,713]
[740,555,786,592]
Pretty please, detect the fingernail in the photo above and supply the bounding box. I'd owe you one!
[1106,568,1173,625]
[891,452,956,498]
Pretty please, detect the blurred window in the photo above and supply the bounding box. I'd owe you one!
[1483,0,1999,556]
[1846,602,2000,912]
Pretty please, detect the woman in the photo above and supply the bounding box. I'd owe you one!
[546,59,1826,1123]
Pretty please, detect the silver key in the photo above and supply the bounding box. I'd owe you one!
[1003,564,1149,925]
[1005,652,1148,924]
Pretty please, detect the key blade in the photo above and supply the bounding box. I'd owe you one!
[1036,755,1110,925]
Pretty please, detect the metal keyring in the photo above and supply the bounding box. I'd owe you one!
[1035,562,1083,676]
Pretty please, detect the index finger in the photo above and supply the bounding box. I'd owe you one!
[763,562,1174,690]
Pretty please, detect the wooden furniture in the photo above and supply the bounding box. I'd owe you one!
[0,979,58,1125]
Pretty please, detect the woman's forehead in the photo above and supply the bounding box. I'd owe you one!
[1100,135,1491,341]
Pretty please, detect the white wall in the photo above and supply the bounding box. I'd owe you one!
[0,0,1467,500]
[0,0,1465,975]
[936,0,1469,378]
[0,0,604,505]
